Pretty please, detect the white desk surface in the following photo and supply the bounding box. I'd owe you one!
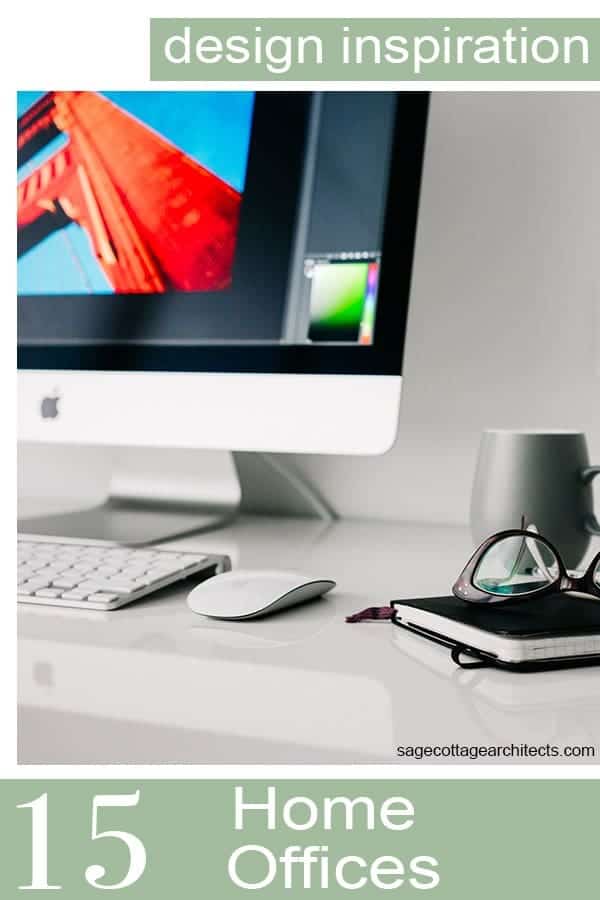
[18,506,600,764]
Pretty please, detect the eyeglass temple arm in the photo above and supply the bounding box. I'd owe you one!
[581,467,600,536]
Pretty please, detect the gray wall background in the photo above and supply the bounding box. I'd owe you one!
[19,93,600,525]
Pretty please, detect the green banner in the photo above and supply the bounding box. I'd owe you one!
[2,779,598,896]
[150,19,600,81]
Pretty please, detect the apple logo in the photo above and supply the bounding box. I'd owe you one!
[40,392,60,419]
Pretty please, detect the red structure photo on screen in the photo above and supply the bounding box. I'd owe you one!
[17,91,243,293]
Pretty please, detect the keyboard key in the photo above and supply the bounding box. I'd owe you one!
[119,573,149,584]
[26,562,50,572]
[23,578,52,590]
[87,593,119,604]
[103,580,139,594]
[51,578,82,589]
[60,590,92,600]
[34,588,64,598]
[78,579,137,595]
[74,580,108,593]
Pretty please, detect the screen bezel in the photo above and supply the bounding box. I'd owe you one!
[18,92,429,377]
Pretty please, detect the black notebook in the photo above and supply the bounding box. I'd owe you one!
[393,593,600,671]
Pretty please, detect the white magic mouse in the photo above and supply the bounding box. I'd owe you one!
[187,569,336,620]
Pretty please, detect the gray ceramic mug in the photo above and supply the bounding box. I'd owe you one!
[470,430,600,569]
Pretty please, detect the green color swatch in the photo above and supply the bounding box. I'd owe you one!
[309,262,368,340]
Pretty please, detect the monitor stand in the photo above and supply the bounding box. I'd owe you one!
[18,447,335,545]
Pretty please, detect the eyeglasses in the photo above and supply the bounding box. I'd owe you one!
[453,523,600,605]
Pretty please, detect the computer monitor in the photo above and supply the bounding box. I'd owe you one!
[17,90,429,542]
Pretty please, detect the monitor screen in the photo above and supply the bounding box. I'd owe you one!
[17,91,255,296]
[17,91,428,375]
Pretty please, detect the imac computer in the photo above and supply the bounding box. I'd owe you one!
[18,90,429,543]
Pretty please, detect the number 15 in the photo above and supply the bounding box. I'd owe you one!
[17,791,147,891]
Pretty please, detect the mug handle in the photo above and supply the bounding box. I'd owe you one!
[581,466,600,535]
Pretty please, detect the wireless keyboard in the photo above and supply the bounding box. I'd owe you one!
[17,537,230,610]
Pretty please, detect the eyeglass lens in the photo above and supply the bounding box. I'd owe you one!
[473,535,560,597]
